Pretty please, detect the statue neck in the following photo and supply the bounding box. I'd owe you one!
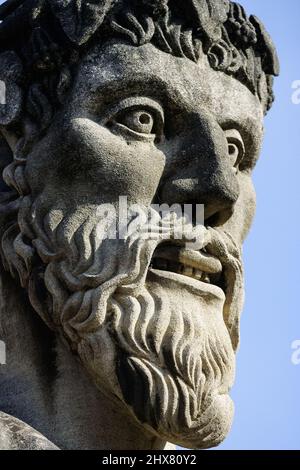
[0,269,172,450]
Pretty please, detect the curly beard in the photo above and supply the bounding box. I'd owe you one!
[0,178,244,448]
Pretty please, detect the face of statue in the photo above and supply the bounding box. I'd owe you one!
[3,39,265,448]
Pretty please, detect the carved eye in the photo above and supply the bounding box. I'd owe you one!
[224,129,245,172]
[105,98,164,142]
[118,109,155,134]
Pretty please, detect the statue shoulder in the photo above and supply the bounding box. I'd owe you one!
[0,412,59,450]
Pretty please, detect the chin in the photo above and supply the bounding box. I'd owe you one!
[78,266,237,450]
[167,393,234,449]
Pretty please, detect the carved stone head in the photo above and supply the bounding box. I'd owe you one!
[0,0,278,449]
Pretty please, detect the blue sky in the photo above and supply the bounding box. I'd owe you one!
[216,0,300,450]
[0,0,299,451]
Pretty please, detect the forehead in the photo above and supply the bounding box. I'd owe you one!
[74,40,263,134]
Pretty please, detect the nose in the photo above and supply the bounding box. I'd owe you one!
[157,114,240,226]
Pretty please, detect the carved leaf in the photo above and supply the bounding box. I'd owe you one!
[190,0,230,42]
[49,0,114,45]
[250,15,280,76]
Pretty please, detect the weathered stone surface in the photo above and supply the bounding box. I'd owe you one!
[0,0,278,450]
[0,412,58,450]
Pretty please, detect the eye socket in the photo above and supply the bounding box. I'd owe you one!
[105,98,164,142]
[118,109,155,135]
[224,129,245,172]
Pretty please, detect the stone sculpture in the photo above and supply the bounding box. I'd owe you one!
[0,0,278,450]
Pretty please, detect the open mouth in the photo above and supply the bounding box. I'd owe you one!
[149,243,226,292]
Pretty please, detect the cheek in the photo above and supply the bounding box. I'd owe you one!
[223,172,256,244]
[66,118,166,204]
[27,118,166,207]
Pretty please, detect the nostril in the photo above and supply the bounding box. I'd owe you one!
[205,207,234,227]
[155,174,238,228]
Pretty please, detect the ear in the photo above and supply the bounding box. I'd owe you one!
[0,51,23,128]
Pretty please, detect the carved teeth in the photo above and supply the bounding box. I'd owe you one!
[194,269,203,280]
[182,267,193,277]
[151,258,212,284]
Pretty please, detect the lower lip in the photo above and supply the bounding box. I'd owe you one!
[148,268,225,300]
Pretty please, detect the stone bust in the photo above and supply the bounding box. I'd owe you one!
[0,0,278,450]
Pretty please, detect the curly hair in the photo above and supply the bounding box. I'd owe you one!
[0,1,279,199]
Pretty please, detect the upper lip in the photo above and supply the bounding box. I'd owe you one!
[149,243,224,289]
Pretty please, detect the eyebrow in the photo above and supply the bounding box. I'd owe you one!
[80,71,260,167]
[90,74,187,111]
